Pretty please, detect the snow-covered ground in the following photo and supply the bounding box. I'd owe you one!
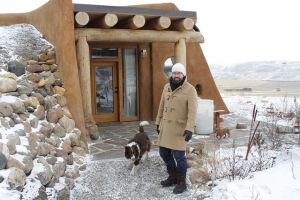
[206,146,300,200]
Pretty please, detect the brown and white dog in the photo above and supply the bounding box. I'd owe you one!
[215,127,230,139]
[125,121,151,175]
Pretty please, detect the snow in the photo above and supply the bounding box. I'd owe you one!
[209,147,300,200]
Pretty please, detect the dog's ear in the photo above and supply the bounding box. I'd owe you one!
[124,146,132,159]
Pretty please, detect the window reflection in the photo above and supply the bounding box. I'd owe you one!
[164,57,175,78]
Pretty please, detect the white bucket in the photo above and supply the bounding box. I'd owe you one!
[195,99,214,135]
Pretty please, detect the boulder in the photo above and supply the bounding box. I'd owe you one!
[21,178,47,200]
[0,77,17,93]
[0,152,7,169]
[0,102,13,117]
[7,167,26,191]
[7,60,26,76]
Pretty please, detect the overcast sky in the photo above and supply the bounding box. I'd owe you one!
[0,0,300,65]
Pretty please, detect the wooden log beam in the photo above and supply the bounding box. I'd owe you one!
[0,13,28,25]
[90,13,118,28]
[75,28,204,43]
[74,12,89,27]
[172,18,195,31]
[146,16,171,30]
[122,15,145,29]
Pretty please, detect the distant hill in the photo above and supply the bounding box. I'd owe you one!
[209,61,300,81]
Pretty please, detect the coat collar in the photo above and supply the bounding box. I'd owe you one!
[167,79,188,94]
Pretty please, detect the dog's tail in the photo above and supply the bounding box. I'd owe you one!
[139,121,149,133]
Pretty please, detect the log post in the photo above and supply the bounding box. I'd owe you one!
[76,36,98,137]
[123,15,145,29]
[172,18,194,31]
[74,12,90,27]
[91,13,118,28]
[146,16,171,30]
[175,38,186,68]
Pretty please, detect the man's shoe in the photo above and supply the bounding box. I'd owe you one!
[173,174,187,194]
[161,171,177,187]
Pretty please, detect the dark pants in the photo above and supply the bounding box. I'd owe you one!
[159,146,187,175]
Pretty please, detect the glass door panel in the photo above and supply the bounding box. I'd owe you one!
[122,48,138,119]
[96,67,114,113]
[92,63,118,122]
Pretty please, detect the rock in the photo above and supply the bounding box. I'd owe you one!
[59,116,75,133]
[39,121,53,138]
[0,152,7,169]
[29,96,40,108]
[55,182,70,200]
[69,132,80,147]
[27,73,42,83]
[79,164,87,171]
[33,105,45,120]
[46,155,57,165]
[61,138,72,154]
[0,102,13,117]
[0,71,17,79]
[53,86,65,96]
[46,108,59,123]
[72,147,86,156]
[0,142,10,158]
[34,88,48,97]
[6,155,33,175]
[17,85,32,95]
[0,117,10,129]
[31,92,45,105]
[30,116,39,128]
[7,132,21,145]
[53,124,66,138]
[37,142,50,156]
[236,123,248,129]
[52,161,66,178]
[22,121,32,133]
[33,159,53,186]
[56,95,67,107]
[65,165,80,179]
[7,60,26,76]
[45,136,61,148]
[21,178,47,200]
[1,96,25,113]
[6,139,16,155]
[0,175,4,183]
[62,107,72,119]
[7,167,26,191]
[0,77,17,93]
[90,131,100,140]
[65,178,75,190]
[44,96,57,110]
[26,64,44,73]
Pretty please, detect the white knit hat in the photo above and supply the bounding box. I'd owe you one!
[171,63,186,76]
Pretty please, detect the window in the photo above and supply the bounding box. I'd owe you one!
[91,48,118,59]
[163,57,175,78]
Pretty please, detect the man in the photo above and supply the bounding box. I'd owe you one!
[156,63,198,194]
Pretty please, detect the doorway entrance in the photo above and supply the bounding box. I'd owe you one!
[90,45,139,122]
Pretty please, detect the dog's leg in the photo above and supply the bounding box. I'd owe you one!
[130,159,140,175]
[141,151,149,162]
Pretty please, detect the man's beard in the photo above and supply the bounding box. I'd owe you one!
[169,76,186,91]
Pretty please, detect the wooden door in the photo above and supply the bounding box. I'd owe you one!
[91,62,119,122]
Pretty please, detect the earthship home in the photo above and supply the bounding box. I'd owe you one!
[0,0,228,142]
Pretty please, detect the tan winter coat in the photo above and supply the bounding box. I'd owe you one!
[155,80,198,151]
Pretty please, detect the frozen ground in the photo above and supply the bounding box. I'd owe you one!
[71,152,195,200]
